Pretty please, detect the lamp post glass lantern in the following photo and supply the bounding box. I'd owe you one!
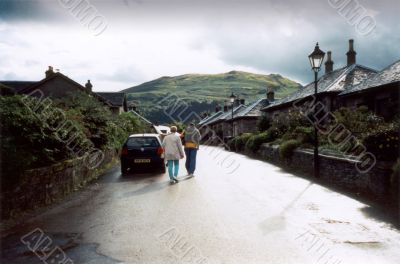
[308,42,325,72]
[229,92,236,103]
[229,92,236,138]
[308,43,325,178]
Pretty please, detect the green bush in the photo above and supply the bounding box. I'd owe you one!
[271,111,310,135]
[245,134,257,153]
[235,133,252,152]
[279,139,301,159]
[56,91,114,149]
[112,112,148,148]
[294,126,314,143]
[363,128,399,161]
[264,126,283,142]
[282,126,314,144]
[227,138,236,152]
[333,106,384,135]
[271,113,289,135]
[57,92,147,150]
[1,93,148,191]
[244,132,275,153]
[0,95,88,190]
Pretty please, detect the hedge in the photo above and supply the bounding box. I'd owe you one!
[1,94,148,191]
[279,139,301,159]
[363,128,399,161]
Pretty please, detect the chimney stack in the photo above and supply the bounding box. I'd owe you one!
[45,66,54,78]
[240,99,245,105]
[215,104,221,113]
[267,87,274,102]
[325,51,334,74]
[346,39,356,66]
[223,101,228,112]
[234,98,240,107]
[85,80,93,91]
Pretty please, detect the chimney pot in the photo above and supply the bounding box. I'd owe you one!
[234,98,240,107]
[85,80,93,91]
[325,51,334,74]
[346,39,356,66]
[45,66,54,78]
[349,39,354,50]
[267,87,274,102]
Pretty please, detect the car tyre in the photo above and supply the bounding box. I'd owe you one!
[160,164,166,173]
[121,163,129,175]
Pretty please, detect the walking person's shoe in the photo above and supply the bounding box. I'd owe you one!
[173,177,179,183]
[169,179,176,184]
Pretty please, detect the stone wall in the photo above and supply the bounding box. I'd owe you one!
[258,144,393,199]
[1,149,118,220]
[233,118,258,137]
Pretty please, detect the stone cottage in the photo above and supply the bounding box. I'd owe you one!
[199,100,246,142]
[199,89,278,141]
[230,88,274,136]
[261,39,379,118]
[96,92,128,115]
[0,66,127,115]
[339,60,400,120]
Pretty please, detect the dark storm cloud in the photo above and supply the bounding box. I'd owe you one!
[91,0,400,83]
[183,0,400,83]
[0,0,52,21]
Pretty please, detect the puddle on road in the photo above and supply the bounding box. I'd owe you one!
[258,214,287,234]
[309,220,384,248]
[1,232,124,264]
[343,240,383,249]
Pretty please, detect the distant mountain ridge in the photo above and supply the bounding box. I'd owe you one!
[121,71,302,124]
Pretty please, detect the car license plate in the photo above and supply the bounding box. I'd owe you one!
[134,159,151,163]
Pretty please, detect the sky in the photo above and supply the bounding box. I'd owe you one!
[0,0,399,91]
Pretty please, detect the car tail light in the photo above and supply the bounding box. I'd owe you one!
[121,147,128,156]
[157,146,164,156]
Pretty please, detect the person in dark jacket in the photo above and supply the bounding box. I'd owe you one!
[182,123,201,176]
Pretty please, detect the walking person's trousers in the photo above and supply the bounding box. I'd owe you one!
[167,160,179,179]
[184,148,198,174]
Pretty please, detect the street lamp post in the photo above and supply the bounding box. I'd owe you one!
[229,92,236,139]
[308,43,325,178]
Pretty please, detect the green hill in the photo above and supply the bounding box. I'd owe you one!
[121,71,301,124]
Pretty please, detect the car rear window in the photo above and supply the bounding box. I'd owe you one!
[126,137,160,147]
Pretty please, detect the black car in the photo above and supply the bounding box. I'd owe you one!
[120,134,166,174]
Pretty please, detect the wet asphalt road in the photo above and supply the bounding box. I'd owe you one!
[2,146,400,264]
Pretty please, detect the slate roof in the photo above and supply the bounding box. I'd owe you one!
[340,60,400,96]
[208,105,247,125]
[97,92,126,107]
[233,98,269,119]
[1,73,112,107]
[0,83,17,95]
[0,81,37,93]
[262,64,377,111]
[198,111,224,126]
